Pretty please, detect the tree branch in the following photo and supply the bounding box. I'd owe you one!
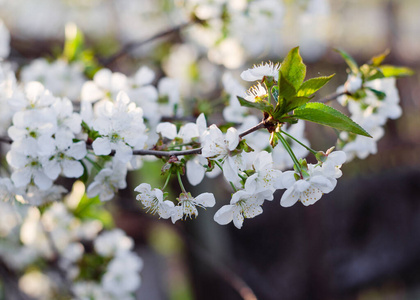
[318,91,349,103]
[0,120,267,157]
[101,21,194,66]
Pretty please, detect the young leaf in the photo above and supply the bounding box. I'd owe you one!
[237,96,273,113]
[335,49,359,74]
[371,49,390,66]
[279,73,297,100]
[284,96,312,112]
[293,102,371,137]
[279,47,306,90]
[297,74,335,97]
[63,23,84,62]
[366,87,386,100]
[379,65,414,78]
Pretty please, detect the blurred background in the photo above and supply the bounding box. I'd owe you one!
[1,0,420,299]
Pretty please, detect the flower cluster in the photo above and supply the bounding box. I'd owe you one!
[335,51,407,161]
[0,186,143,300]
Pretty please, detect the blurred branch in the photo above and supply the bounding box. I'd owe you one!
[318,91,349,103]
[101,20,194,66]
[41,223,76,298]
[0,136,12,144]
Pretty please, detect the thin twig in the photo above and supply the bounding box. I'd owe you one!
[0,120,267,157]
[318,91,349,103]
[0,136,12,144]
[41,223,76,298]
[101,21,193,66]
[239,121,265,138]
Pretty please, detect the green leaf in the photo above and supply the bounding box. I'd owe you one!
[279,72,297,100]
[284,96,312,112]
[379,65,414,77]
[279,47,306,90]
[297,74,335,97]
[292,102,371,137]
[335,49,359,74]
[63,23,84,62]
[366,87,386,100]
[371,49,390,66]
[74,194,114,229]
[237,96,273,113]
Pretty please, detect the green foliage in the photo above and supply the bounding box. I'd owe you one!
[73,195,114,229]
[296,74,335,97]
[379,65,415,78]
[279,46,306,90]
[63,23,84,62]
[293,102,371,137]
[334,48,359,74]
[370,49,390,66]
[237,96,273,114]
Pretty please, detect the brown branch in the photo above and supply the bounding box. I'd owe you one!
[0,136,12,144]
[318,91,349,103]
[101,21,194,66]
[0,120,267,157]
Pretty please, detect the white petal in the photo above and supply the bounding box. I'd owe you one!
[226,127,239,151]
[92,137,112,156]
[156,122,177,140]
[280,186,299,207]
[186,157,206,186]
[195,193,216,207]
[62,160,84,178]
[33,170,53,190]
[213,205,234,225]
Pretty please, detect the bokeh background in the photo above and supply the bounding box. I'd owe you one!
[2,0,420,299]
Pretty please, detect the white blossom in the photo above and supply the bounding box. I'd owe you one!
[86,159,127,202]
[91,91,147,163]
[171,192,215,223]
[214,188,273,229]
[240,61,280,82]
[134,183,174,219]
[201,125,245,186]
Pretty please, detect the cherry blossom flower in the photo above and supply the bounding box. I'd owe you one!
[240,61,280,82]
[171,192,216,223]
[86,159,127,201]
[91,91,147,163]
[81,68,128,103]
[42,141,87,180]
[280,166,336,207]
[244,82,267,102]
[134,183,174,219]
[214,188,273,229]
[201,125,245,186]
[244,151,283,193]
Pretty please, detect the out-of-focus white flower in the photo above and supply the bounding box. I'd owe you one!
[42,141,87,180]
[81,68,128,103]
[93,229,134,257]
[157,77,182,117]
[272,122,310,170]
[344,73,363,94]
[240,61,280,82]
[0,20,10,59]
[20,59,86,100]
[91,91,147,163]
[86,159,127,201]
